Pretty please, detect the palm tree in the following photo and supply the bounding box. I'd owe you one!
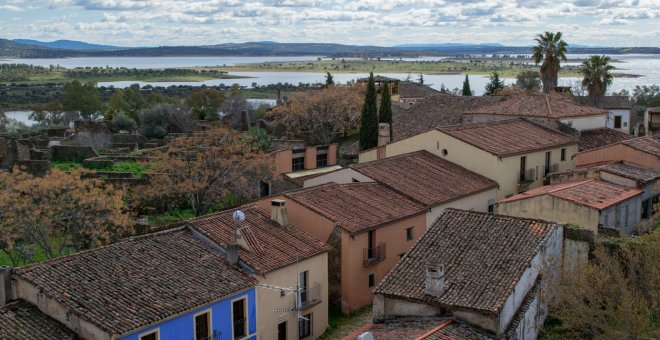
[581,55,615,105]
[532,31,568,93]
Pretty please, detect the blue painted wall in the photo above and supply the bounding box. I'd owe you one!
[121,288,257,340]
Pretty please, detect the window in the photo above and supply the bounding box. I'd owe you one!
[259,181,270,197]
[406,227,414,241]
[519,156,527,182]
[298,313,312,339]
[544,151,551,176]
[292,157,305,171]
[367,230,375,258]
[614,115,622,129]
[139,329,159,340]
[278,321,287,340]
[352,178,360,183]
[232,298,247,339]
[488,204,495,213]
[368,273,375,288]
[299,271,309,305]
[561,148,566,161]
[194,310,211,340]
[316,146,328,167]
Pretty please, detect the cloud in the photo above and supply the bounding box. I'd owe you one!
[0,5,23,11]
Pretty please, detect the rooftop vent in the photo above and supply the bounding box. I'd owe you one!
[425,261,445,297]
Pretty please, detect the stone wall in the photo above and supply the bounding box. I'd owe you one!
[50,145,98,162]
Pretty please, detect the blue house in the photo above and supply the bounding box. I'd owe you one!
[1,227,258,340]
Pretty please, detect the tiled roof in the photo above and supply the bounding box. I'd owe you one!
[351,150,498,207]
[392,94,502,141]
[0,300,78,339]
[622,135,660,158]
[600,162,660,184]
[375,209,558,314]
[437,118,577,157]
[464,94,607,118]
[498,179,642,210]
[187,205,329,274]
[578,127,634,151]
[345,318,493,340]
[284,182,426,235]
[575,96,632,109]
[13,227,256,337]
[398,81,439,99]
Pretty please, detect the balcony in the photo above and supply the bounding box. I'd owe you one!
[518,168,535,185]
[363,243,386,266]
[298,282,322,310]
[544,163,559,176]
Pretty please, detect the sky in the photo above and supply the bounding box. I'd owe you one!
[0,0,659,47]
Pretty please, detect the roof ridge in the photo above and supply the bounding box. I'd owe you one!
[442,208,559,226]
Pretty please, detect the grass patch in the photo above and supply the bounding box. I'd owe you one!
[539,317,563,340]
[0,238,76,267]
[51,160,151,178]
[148,208,197,227]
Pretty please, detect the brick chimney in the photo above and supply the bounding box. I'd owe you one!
[378,123,390,147]
[424,262,445,297]
[271,199,288,226]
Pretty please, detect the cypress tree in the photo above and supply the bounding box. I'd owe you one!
[325,72,334,87]
[359,72,379,150]
[379,80,393,141]
[462,75,472,96]
[485,72,505,95]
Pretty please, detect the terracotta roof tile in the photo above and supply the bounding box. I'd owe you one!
[621,135,660,157]
[0,300,78,339]
[575,96,632,109]
[13,227,256,337]
[188,205,329,274]
[464,93,607,118]
[375,209,558,314]
[398,81,439,99]
[285,182,426,235]
[345,318,493,340]
[578,128,634,151]
[351,151,498,207]
[392,94,502,141]
[498,179,643,210]
[599,162,660,183]
[438,118,577,157]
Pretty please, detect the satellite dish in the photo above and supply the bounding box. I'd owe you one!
[232,210,245,222]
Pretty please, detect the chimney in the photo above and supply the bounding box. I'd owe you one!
[226,244,240,267]
[378,123,390,147]
[0,266,13,305]
[271,199,288,226]
[424,262,445,297]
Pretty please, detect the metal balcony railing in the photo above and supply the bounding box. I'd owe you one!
[518,168,535,184]
[545,163,559,176]
[298,282,322,310]
[363,243,386,266]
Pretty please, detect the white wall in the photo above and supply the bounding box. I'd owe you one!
[560,115,607,131]
[302,168,374,187]
[605,109,631,133]
[426,189,497,229]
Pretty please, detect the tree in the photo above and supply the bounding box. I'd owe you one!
[0,168,132,265]
[186,88,224,120]
[30,100,65,126]
[551,230,660,339]
[360,72,379,150]
[269,85,362,145]
[462,75,472,96]
[485,72,505,95]
[141,128,273,216]
[111,112,137,131]
[516,70,542,92]
[62,80,103,120]
[325,72,334,87]
[581,55,615,105]
[379,80,393,141]
[139,103,194,138]
[106,89,130,120]
[532,31,568,93]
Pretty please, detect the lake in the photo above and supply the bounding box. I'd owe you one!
[1,54,658,95]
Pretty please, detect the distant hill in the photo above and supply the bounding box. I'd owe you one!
[13,39,126,50]
[1,39,658,59]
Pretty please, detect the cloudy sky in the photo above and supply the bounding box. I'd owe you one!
[1,0,658,47]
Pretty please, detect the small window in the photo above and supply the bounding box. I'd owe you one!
[233,298,247,339]
[195,310,211,340]
[614,115,622,129]
[368,273,375,288]
[140,330,159,340]
[406,227,414,241]
[442,149,448,157]
[316,153,328,167]
[298,313,313,339]
[488,204,495,213]
[292,156,305,171]
[561,148,566,161]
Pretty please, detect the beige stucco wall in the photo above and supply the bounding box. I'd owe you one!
[498,195,600,232]
[360,129,577,199]
[426,188,497,228]
[272,150,294,175]
[576,144,660,168]
[559,114,607,131]
[254,253,328,340]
